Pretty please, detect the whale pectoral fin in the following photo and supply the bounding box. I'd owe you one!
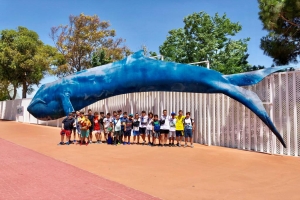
[60,95,75,116]
[221,85,286,148]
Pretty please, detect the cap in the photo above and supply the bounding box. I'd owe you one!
[129,114,133,117]
[171,112,176,115]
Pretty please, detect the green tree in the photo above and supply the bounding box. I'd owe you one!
[0,26,62,99]
[50,13,130,76]
[258,0,300,65]
[159,12,250,74]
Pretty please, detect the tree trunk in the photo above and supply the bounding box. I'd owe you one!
[22,81,27,99]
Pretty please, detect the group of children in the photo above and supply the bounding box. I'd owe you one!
[59,109,195,148]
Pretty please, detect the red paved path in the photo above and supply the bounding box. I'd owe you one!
[0,138,158,200]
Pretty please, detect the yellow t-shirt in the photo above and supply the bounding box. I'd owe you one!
[175,115,185,131]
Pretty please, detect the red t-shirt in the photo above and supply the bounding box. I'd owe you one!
[94,117,100,130]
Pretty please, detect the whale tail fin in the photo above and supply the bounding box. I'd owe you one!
[220,84,286,147]
[224,66,294,86]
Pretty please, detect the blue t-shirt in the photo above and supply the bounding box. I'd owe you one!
[62,117,75,130]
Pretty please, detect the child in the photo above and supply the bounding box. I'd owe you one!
[160,109,170,147]
[139,111,148,145]
[152,114,161,146]
[146,112,153,146]
[87,109,94,144]
[113,114,122,145]
[132,113,140,144]
[124,114,133,145]
[99,112,105,143]
[184,112,194,148]
[103,113,113,143]
[79,112,91,146]
[58,113,75,145]
[93,112,102,144]
[169,112,176,147]
[175,110,185,147]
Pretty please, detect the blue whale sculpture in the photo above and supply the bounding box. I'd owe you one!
[28,50,291,147]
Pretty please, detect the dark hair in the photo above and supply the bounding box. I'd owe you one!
[88,109,92,112]
[80,111,84,114]
[154,114,158,118]
[100,112,104,114]
[118,109,122,112]
[186,112,191,115]
[123,112,128,114]
[179,110,183,113]
[94,112,99,115]
[106,113,111,116]
[113,111,117,114]
[141,110,146,113]
[68,113,73,116]
[163,109,167,112]
[148,112,153,117]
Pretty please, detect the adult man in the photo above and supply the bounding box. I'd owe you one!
[175,110,185,147]
[160,109,170,146]
[58,113,75,145]
[87,109,94,144]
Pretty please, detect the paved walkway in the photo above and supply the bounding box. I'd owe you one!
[0,138,157,200]
[1,120,300,200]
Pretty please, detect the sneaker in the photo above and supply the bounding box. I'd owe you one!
[89,141,92,144]
[65,141,70,145]
[73,140,76,143]
[86,141,89,146]
[148,142,151,146]
[99,141,102,144]
[184,144,187,148]
[178,143,181,147]
[127,142,131,145]
[169,143,172,147]
[123,142,126,145]
[57,142,64,145]
[191,144,194,148]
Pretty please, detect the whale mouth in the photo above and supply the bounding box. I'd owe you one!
[28,99,47,108]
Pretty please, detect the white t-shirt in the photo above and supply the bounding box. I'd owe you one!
[139,115,148,128]
[133,118,140,131]
[160,115,171,130]
[103,117,112,128]
[184,118,193,130]
[146,118,153,130]
[169,118,176,131]
[114,119,121,131]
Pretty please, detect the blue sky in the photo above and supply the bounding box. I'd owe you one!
[0,0,273,97]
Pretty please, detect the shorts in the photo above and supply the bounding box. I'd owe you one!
[153,131,160,138]
[81,129,90,138]
[160,129,169,134]
[133,130,140,136]
[184,129,193,138]
[93,130,102,134]
[89,127,93,134]
[124,130,132,137]
[105,127,113,134]
[72,127,76,133]
[176,130,184,137]
[60,129,71,137]
[76,126,81,135]
[139,127,146,134]
[114,131,121,136]
[146,130,152,136]
[169,131,176,138]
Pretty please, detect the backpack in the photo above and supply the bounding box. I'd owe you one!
[153,121,160,132]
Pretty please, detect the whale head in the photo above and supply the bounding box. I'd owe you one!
[27,84,64,120]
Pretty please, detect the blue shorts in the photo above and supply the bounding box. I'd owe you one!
[133,130,140,136]
[124,130,132,137]
[184,129,193,138]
